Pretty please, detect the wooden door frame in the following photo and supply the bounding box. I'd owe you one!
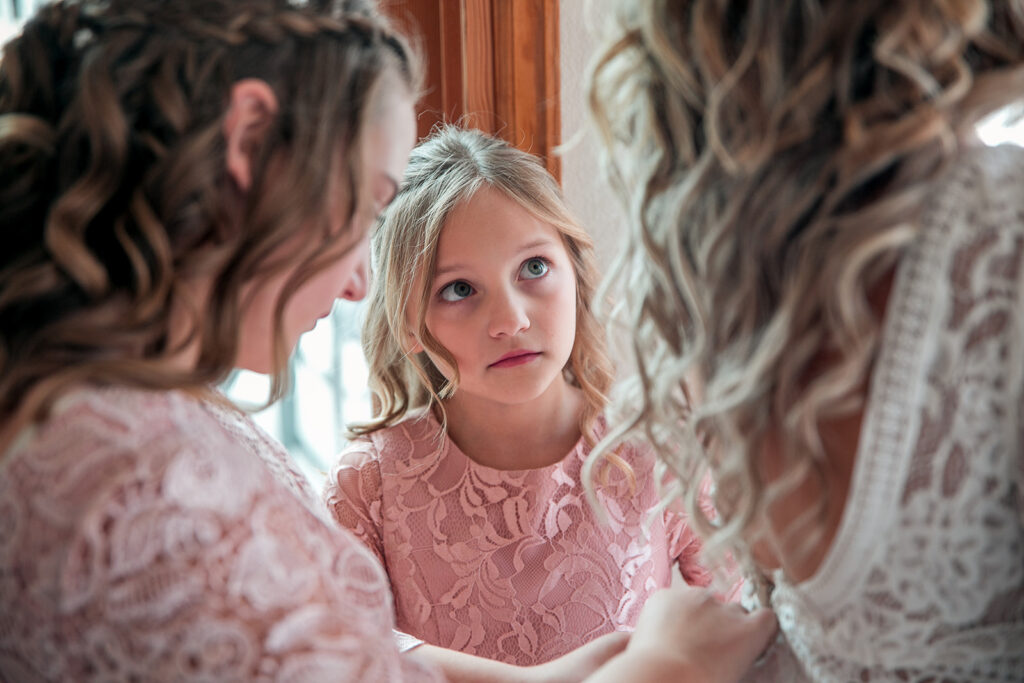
[382,0,561,181]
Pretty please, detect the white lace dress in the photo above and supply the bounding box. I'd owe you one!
[0,387,442,682]
[744,144,1024,682]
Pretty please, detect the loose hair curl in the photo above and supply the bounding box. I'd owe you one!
[588,0,1024,577]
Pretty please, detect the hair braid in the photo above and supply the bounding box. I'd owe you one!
[0,0,418,427]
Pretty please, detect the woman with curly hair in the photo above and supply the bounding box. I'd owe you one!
[0,0,435,678]
[589,1,1024,680]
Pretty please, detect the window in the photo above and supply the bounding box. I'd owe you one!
[224,302,371,490]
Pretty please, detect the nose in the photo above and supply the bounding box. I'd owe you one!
[339,238,370,302]
[487,288,530,338]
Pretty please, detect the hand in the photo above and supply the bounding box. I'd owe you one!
[586,583,777,683]
[531,631,630,683]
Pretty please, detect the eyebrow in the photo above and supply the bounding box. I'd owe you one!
[433,237,559,279]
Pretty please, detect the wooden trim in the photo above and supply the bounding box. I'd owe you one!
[488,0,560,179]
[381,0,561,182]
[437,1,465,134]
[462,0,495,132]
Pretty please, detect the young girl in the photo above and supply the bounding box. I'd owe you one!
[323,125,713,668]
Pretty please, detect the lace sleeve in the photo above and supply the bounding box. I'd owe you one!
[663,507,712,588]
[0,391,441,681]
[323,441,388,567]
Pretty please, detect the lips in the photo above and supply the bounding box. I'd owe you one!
[489,350,541,368]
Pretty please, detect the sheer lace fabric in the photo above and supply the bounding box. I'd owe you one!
[324,411,709,665]
[0,388,441,682]
[744,144,1024,682]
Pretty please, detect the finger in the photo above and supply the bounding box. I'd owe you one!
[742,608,779,655]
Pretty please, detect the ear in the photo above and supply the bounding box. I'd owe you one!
[406,332,424,355]
[223,79,279,191]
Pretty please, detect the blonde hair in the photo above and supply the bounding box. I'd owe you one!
[0,0,419,431]
[587,0,1024,576]
[351,125,614,448]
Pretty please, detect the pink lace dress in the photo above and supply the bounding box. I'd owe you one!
[0,387,441,682]
[323,410,709,665]
[743,144,1024,681]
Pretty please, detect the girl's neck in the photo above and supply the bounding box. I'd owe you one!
[440,376,584,471]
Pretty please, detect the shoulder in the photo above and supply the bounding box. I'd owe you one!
[0,389,433,681]
[10,387,244,470]
[9,387,289,520]
[337,409,444,470]
[960,142,1024,180]
[587,416,659,469]
[579,418,668,503]
[929,143,1024,228]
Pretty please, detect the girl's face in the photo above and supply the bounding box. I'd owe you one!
[235,72,417,374]
[413,186,579,408]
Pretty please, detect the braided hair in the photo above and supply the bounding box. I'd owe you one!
[0,0,418,427]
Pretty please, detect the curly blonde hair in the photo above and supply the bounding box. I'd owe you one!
[351,125,614,448]
[0,0,419,432]
[587,0,1024,576]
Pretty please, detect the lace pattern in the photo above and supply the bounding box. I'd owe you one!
[324,411,710,666]
[0,388,441,682]
[745,144,1024,682]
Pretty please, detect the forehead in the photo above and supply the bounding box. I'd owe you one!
[436,186,565,258]
[360,69,417,180]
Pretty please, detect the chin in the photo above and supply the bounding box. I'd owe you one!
[486,383,556,406]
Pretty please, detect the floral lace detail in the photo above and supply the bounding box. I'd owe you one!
[745,145,1024,682]
[324,411,709,666]
[0,388,441,682]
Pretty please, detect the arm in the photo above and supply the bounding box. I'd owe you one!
[323,441,388,565]
[409,584,774,683]
[663,474,748,600]
[25,396,442,681]
[664,505,713,588]
[410,631,630,683]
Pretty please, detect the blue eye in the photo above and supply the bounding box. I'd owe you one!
[439,280,474,302]
[519,257,549,280]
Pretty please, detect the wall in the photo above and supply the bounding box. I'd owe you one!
[558,2,626,273]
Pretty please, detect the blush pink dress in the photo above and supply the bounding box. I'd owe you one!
[323,410,710,666]
[0,387,441,682]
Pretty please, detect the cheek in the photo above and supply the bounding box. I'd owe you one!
[293,248,361,311]
[424,304,462,346]
[425,350,457,380]
[548,278,578,350]
[235,278,286,372]
[421,312,466,374]
[546,272,577,321]
[423,318,457,364]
